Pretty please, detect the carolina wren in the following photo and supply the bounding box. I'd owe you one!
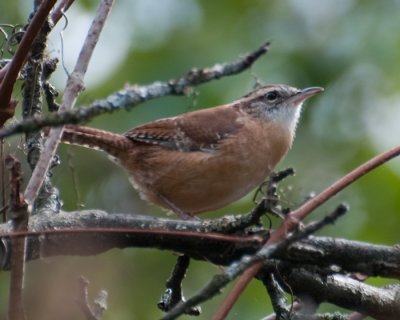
[60,84,323,219]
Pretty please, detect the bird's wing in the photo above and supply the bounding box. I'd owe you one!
[124,106,243,152]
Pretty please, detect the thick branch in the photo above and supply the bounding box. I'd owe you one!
[0,210,398,279]
[0,210,264,268]
[0,209,398,318]
[282,236,400,279]
[279,264,400,320]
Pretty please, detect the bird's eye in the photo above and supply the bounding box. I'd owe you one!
[266,91,279,102]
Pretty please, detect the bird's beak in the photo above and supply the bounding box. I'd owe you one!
[289,87,324,105]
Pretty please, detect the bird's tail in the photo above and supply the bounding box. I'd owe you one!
[60,125,132,157]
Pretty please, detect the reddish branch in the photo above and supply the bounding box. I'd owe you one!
[50,0,75,25]
[213,145,400,320]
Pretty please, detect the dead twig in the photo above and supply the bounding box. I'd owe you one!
[76,276,108,320]
[6,154,28,320]
[158,255,201,316]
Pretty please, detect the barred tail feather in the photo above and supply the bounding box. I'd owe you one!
[61,125,131,157]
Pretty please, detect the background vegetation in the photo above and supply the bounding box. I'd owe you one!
[1,1,399,319]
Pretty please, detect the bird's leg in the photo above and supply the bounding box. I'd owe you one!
[158,194,199,220]
[158,254,201,316]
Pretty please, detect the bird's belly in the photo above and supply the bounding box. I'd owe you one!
[143,143,274,214]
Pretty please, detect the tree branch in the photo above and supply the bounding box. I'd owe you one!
[76,276,108,320]
[23,0,115,208]
[0,209,398,279]
[278,263,400,320]
[22,8,61,215]
[0,0,57,125]
[50,0,75,25]
[5,155,28,320]
[0,41,270,139]
[0,210,264,268]
[164,206,347,320]
[0,209,398,318]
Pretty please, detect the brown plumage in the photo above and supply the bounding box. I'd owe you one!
[60,84,323,219]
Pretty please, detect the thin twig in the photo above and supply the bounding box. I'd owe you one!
[1,138,6,222]
[262,302,302,320]
[291,146,400,221]
[262,272,291,319]
[76,276,108,320]
[6,155,28,320]
[50,0,75,25]
[214,145,400,319]
[42,58,60,112]
[23,0,115,208]
[0,41,270,139]
[158,255,201,316]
